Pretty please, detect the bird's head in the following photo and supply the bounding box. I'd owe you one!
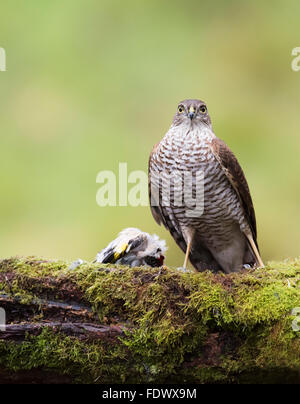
[172,99,212,129]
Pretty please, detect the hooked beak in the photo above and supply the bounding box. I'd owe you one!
[188,106,196,120]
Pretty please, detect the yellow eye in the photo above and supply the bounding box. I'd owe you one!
[200,105,207,114]
[178,105,184,114]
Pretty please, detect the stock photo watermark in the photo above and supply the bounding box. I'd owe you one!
[291,47,300,72]
[96,163,204,217]
[0,47,6,71]
[0,307,5,331]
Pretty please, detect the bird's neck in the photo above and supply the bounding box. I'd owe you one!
[167,122,215,145]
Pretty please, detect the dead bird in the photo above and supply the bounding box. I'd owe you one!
[95,228,167,267]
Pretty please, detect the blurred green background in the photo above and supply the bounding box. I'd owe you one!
[0,0,299,267]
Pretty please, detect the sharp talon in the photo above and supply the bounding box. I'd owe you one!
[177,266,193,273]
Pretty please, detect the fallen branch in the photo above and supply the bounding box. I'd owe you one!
[0,256,300,383]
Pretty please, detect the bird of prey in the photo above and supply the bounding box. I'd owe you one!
[95,228,167,267]
[148,99,263,273]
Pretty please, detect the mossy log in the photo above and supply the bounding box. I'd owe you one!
[0,256,300,384]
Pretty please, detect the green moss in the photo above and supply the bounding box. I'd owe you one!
[1,256,300,383]
[0,328,137,383]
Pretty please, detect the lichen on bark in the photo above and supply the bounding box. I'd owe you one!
[0,256,300,383]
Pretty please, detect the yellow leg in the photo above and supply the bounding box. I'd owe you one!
[183,241,192,269]
[246,233,264,268]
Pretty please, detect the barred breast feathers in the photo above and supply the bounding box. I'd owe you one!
[154,124,216,169]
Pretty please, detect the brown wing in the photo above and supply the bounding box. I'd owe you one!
[210,137,258,245]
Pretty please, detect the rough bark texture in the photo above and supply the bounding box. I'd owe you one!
[0,256,300,384]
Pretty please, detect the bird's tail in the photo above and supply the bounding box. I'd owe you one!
[170,228,220,272]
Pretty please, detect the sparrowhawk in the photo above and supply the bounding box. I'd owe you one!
[148,99,263,273]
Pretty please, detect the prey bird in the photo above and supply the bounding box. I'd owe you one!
[148,99,264,273]
[95,228,166,267]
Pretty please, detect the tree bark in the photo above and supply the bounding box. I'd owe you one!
[0,256,300,384]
